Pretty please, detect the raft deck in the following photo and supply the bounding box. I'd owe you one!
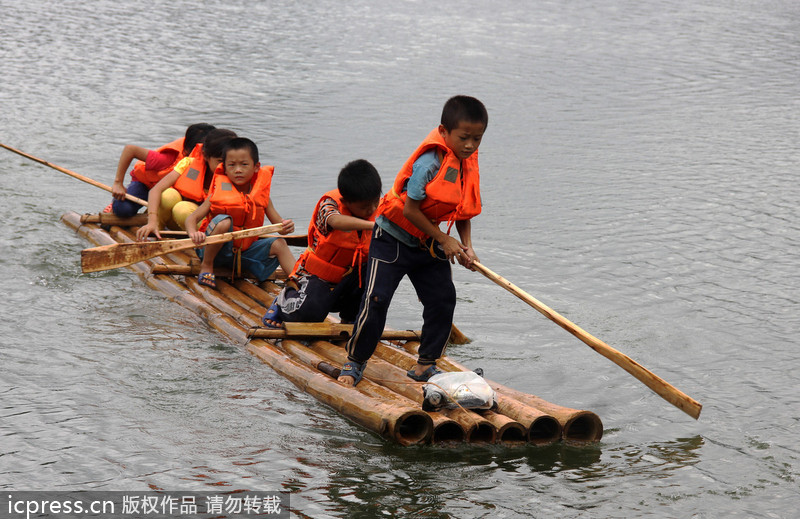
[63,211,603,446]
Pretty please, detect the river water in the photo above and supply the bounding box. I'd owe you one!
[1,0,798,517]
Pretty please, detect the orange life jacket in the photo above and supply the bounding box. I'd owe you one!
[379,128,481,240]
[206,165,274,251]
[171,144,208,203]
[130,137,186,188]
[291,189,374,284]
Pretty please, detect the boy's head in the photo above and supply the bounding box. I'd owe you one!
[183,123,216,155]
[338,159,382,219]
[438,96,488,161]
[202,128,238,172]
[222,137,261,187]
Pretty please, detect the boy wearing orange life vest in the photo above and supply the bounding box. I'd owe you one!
[184,137,296,289]
[261,159,382,328]
[135,129,237,241]
[108,123,215,217]
[339,96,488,387]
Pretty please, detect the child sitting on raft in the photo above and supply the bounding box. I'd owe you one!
[184,137,295,289]
[108,123,215,217]
[262,159,381,328]
[135,129,237,240]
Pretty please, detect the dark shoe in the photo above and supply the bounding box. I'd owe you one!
[339,360,366,386]
[407,365,443,382]
[261,299,282,328]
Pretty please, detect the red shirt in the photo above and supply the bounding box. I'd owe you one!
[145,148,180,172]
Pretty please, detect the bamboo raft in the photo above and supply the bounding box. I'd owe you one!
[63,211,603,446]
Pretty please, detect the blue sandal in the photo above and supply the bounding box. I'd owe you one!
[407,365,443,382]
[261,299,282,329]
[198,272,217,289]
[339,360,366,386]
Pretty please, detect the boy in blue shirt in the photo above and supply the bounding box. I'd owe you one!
[339,96,488,386]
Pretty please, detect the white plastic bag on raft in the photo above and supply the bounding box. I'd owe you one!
[422,371,497,411]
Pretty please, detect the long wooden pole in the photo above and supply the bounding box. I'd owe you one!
[472,261,702,419]
[0,142,148,206]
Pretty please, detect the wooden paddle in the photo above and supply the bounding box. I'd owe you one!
[140,230,309,247]
[472,261,702,419]
[81,223,284,273]
[0,142,148,206]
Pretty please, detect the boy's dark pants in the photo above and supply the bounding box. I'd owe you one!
[345,226,456,366]
[281,267,365,324]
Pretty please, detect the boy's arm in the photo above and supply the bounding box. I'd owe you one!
[185,198,211,245]
[265,198,295,235]
[135,170,181,241]
[455,219,477,268]
[327,214,374,232]
[113,144,150,199]
[404,199,467,265]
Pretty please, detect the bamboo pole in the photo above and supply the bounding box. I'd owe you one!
[2,143,148,205]
[473,261,702,420]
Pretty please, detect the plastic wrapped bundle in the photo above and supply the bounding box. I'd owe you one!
[423,371,497,411]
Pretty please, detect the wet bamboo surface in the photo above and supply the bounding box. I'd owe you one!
[62,211,603,446]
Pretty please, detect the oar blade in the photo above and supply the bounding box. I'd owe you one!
[80,223,285,274]
[81,240,191,273]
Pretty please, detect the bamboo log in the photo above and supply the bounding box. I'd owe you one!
[374,341,561,445]
[280,340,464,444]
[248,323,422,341]
[62,212,433,445]
[173,270,457,444]
[150,264,287,281]
[246,340,432,445]
[304,340,499,444]
[422,347,603,443]
[81,213,148,226]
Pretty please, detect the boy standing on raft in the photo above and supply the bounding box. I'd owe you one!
[261,159,382,328]
[108,123,215,217]
[135,129,237,239]
[184,137,295,289]
[339,95,487,386]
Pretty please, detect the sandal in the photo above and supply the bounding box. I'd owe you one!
[407,365,443,382]
[198,272,216,289]
[339,360,366,386]
[261,299,283,329]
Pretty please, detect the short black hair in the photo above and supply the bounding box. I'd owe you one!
[222,137,259,164]
[440,96,488,132]
[203,129,238,159]
[183,123,216,154]
[338,159,381,202]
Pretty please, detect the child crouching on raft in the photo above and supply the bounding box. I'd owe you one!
[262,159,381,328]
[184,137,295,289]
[108,123,216,217]
[136,129,237,240]
[339,95,487,387]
